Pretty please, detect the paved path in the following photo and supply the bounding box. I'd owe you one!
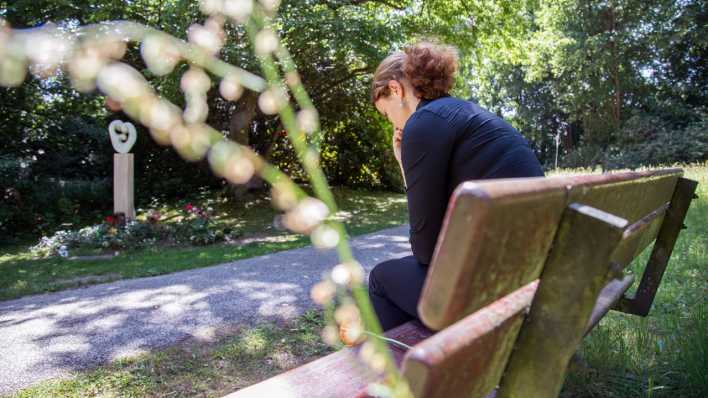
[0,225,412,395]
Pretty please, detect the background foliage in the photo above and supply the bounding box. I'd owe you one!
[1,0,706,240]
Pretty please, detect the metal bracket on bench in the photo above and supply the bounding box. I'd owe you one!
[616,177,699,317]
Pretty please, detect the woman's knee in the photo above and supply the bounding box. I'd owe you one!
[368,258,394,294]
[368,256,419,294]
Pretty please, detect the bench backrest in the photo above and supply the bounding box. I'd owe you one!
[401,169,691,398]
[499,170,696,397]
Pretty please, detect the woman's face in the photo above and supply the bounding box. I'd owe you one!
[374,80,415,130]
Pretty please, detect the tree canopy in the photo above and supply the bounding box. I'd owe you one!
[1,0,705,239]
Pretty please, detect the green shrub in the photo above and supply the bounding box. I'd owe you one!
[560,111,708,170]
[605,112,708,169]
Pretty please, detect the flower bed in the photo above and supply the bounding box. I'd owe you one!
[30,203,240,258]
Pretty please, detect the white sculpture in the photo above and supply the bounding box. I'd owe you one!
[108,120,138,153]
[109,120,136,219]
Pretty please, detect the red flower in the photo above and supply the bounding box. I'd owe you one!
[184,203,194,212]
[105,214,126,226]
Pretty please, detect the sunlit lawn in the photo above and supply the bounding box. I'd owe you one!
[5,310,333,398]
[0,186,408,302]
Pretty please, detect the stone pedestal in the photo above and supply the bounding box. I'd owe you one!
[114,153,135,219]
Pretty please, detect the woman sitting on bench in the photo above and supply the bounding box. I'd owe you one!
[369,41,545,331]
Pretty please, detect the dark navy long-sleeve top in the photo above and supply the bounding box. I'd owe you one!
[401,95,544,265]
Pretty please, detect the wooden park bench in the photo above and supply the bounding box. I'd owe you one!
[225,168,698,398]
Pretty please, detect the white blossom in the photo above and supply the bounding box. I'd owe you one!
[223,0,253,22]
[219,74,243,101]
[255,28,278,56]
[141,34,181,76]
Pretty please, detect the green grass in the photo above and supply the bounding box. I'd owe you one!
[0,186,407,302]
[561,164,708,398]
[4,310,333,398]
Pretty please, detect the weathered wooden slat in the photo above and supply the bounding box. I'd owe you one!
[567,170,680,224]
[617,177,699,316]
[225,321,433,398]
[585,275,635,335]
[384,320,436,366]
[497,203,628,398]
[402,281,539,398]
[419,179,567,330]
[611,202,669,268]
[225,349,374,398]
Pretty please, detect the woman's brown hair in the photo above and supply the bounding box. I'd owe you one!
[371,41,459,103]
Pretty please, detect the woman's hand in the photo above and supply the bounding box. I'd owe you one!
[392,127,406,188]
[392,127,403,165]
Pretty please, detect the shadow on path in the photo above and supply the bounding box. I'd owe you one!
[0,225,411,394]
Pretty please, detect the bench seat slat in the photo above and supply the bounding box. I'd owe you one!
[224,321,433,398]
[224,349,372,398]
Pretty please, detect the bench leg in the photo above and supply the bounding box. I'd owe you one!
[616,177,698,317]
[497,203,628,398]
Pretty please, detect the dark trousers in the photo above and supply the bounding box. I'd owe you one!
[368,255,429,331]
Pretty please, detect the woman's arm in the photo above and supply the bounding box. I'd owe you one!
[401,111,455,265]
